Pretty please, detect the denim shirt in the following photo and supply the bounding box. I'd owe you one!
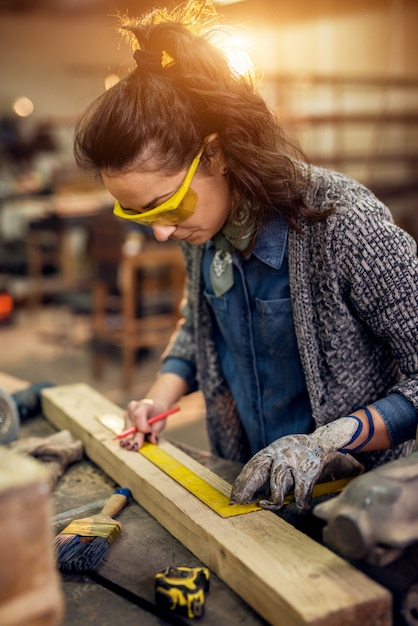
[202,217,315,454]
[161,214,418,454]
[164,215,313,454]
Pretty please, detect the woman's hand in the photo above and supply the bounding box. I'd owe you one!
[230,418,365,513]
[230,406,391,513]
[118,372,189,451]
[119,398,167,450]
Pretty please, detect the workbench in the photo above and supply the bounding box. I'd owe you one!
[2,372,268,625]
[51,449,268,625]
[3,373,413,626]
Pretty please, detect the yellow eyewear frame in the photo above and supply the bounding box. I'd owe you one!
[113,147,204,226]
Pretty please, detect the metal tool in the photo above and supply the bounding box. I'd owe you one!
[0,382,55,444]
[314,451,418,626]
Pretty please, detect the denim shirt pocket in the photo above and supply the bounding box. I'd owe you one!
[255,297,299,359]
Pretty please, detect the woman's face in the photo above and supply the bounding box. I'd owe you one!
[102,146,232,245]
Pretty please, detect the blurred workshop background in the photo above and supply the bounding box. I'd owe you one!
[0,0,417,449]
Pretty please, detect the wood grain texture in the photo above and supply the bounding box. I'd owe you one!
[41,383,392,626]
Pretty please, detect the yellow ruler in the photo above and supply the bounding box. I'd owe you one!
[98,413,353,518]
[139,441,261,518]
[98,413,259,518]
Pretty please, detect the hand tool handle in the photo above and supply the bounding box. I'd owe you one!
[100,488,131,518]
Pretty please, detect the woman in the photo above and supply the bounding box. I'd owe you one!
[74,0,418,512]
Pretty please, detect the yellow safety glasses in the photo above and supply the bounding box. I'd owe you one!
[113,147,204,226]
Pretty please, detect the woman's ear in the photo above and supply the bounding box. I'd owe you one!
[203,133,227,175]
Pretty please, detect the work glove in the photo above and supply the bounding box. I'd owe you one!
[230,417,365,514]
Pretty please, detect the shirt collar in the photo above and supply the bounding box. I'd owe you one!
[251,213,288,269]
[207,212,288,270]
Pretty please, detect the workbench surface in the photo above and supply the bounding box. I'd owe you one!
[7,372,414,626]
[19,412,269,626]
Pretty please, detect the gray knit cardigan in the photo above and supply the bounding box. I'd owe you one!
[163,166,418,465]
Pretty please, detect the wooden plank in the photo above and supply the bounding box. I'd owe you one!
[41,383,392,626]
[0,448,64,626]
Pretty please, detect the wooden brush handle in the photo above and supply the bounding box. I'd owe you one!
[100,488,130,519]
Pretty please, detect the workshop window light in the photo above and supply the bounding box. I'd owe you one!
[104,73,120,90]
[224,36,255,78]
[210,28,257,80]
[13,96,34,118]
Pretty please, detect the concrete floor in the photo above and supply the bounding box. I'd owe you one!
[0,303,210,451]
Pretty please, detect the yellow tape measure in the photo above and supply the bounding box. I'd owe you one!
[99,413,259,518]
[139,442,261,518]
[98,414,353,519]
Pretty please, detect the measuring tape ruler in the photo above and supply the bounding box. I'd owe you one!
[99,413,260,518]
[98,414,354,518]
[140,441,261,517]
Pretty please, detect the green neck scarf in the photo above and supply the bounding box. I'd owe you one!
[210,225,253,297]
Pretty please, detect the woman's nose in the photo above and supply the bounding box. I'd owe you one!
[151,225,177,241]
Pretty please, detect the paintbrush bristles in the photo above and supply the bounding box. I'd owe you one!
[55,534,110,572]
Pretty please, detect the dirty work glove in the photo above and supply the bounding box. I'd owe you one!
[230,417,366,514]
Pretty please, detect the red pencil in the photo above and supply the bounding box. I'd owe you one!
[113,405,180,440]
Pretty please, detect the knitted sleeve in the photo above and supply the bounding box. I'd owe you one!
[338,212,415,339]
[323,172,418,408]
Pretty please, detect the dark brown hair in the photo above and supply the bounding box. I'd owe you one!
[74,0,329,234]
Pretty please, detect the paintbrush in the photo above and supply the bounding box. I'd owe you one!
[54,487,130,572]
